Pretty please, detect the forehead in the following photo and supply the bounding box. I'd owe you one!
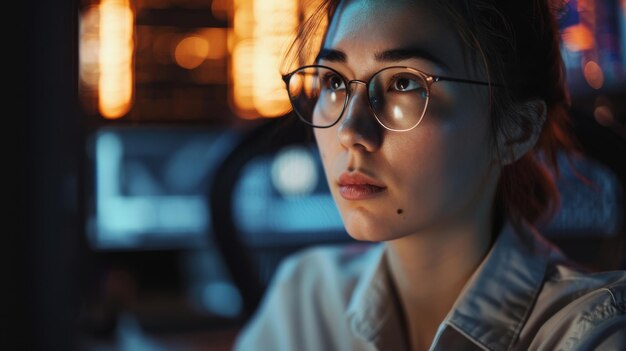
[323,0,466,71]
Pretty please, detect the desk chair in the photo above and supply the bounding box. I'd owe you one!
[210,117,355,321]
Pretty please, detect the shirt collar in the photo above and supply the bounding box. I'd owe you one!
[441,219,554,350]
[345,243,409,350]
[345,219,558,351]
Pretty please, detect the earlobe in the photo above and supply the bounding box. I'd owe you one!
[498,99,547,165]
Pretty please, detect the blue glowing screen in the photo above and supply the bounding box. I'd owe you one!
[86,126,238,249]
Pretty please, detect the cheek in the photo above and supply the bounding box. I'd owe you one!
[424,87,494,176]
[389,109,494,222]
[314,128,337,178]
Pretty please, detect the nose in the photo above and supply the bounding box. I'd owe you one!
[337,81,383,152]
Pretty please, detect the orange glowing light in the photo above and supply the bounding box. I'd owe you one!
[174,36,209,69]
[98,0,134,119]
[294,0,327,69]
[232,42,256,114]
[231,0,298,118]
[594,105,614,127]
[562,24,595,52]
[79,6,101,88]
[199,28,227,60]
[583,60,604,89]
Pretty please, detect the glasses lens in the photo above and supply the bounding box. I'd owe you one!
[369,67,429,131]
[287,66,346,127]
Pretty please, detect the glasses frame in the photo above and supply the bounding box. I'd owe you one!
[282,64,498,132]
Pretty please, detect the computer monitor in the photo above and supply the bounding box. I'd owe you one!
[85,125,239,250]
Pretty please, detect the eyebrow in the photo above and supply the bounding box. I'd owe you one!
[316,47,449,69]
[316,48,346,62]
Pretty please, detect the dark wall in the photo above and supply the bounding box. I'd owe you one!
[20,0,81,350]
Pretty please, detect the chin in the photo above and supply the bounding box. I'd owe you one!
[342,211,403,242]
[346,226,407,242]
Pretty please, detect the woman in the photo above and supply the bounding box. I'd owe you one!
[234,0,626,350]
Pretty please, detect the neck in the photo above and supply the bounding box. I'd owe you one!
[385,212,500,351]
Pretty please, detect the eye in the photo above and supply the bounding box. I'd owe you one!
[321,73,345,92]
[391,76,420,92]
[387,74,428,99]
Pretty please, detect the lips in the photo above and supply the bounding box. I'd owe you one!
[337,172,386,200]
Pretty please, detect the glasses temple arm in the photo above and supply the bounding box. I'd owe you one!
[434,75,505,87]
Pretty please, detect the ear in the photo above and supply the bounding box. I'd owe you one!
[497,99,547,165]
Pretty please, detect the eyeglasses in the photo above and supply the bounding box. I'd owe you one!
[282,64,496,132]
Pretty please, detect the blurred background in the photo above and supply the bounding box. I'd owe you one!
[20,0,625,350]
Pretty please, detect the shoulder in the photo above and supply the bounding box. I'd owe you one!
[264,242,381,313]
[233,242,379,351]
[273,242,379,289]
[527,263,626,350]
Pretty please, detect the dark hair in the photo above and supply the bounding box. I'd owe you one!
[283,0,581,226]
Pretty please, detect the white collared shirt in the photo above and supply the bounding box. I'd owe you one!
[234,220,626,350]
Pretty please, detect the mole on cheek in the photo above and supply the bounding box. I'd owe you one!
[396,209,403,215]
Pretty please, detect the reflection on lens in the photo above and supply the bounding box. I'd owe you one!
[288,66,430,130]
[370,67,428,131]
[392,106,404,121]
[286,66,345,127]
[315,82,344,126]
[289,74,303,97]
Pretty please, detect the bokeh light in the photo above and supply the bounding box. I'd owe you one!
[230,0,298,118]
[98,0,134,119]
[79,6,101,89]
[583,60,605,89]
[594,96,615,127]
[562,24,595,52]
[174,35,209,69]
[271,146,318,197]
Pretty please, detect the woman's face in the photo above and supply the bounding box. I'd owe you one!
[314,0,501,241]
